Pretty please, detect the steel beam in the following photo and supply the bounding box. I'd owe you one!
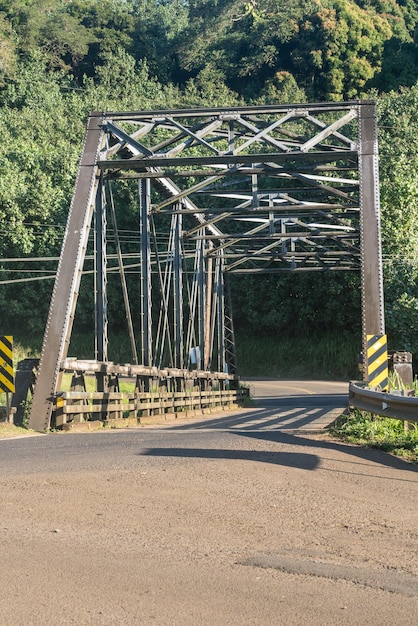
[139,178,152,368]
[94,174,108,393]
[173,207,183,369]
[197,235,206,371]
[29,116,104,431]
[359,103,385,381]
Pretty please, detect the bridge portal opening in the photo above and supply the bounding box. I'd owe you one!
[29,102,384,430]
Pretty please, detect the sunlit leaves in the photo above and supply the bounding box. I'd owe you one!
[289,0,394,99]
[377,86,418,353]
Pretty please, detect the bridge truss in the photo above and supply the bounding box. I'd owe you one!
[29,101,384,431]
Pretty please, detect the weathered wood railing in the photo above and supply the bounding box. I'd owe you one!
[53,359,249,429]
[54,387,248,428]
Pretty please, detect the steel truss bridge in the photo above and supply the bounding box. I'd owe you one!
[28,101,384,431]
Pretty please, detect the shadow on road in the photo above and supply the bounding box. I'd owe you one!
[168,394,347,431]
[234,430,418,476]
[140,447,319,470]
[149,395,418,476]
[140,433,418,479]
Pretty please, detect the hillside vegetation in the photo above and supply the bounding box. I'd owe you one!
[0,0,418,373]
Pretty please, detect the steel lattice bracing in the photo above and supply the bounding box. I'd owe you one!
[29,101,384,431]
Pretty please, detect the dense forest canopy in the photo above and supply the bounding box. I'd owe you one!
[0,0,417,98]
[0,0,418,362]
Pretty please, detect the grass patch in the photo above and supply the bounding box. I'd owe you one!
[236,332,359,380]
[0,422,34,439]
[330,410,418,463]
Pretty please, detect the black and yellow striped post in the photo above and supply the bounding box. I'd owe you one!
[0,336,14,393]
[366,334,388,390]
[0,336,14,424]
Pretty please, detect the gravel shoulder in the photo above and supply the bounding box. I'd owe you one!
[0,425,417,625]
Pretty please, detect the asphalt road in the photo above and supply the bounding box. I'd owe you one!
[0,380,417,625]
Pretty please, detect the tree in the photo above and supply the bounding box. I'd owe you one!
[0,52,86,332]
[0,0,96,71]
[0,14,17,84]
[287,0,395,100]
[175,0,312,98]
[83,48,181,111]
[377,85,418,353]
[255,70,307,104]
[230,272,361,338]
[66,0,136,79]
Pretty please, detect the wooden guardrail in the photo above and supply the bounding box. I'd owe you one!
[11,358,249,430]
[349,381,418,422]
[54,387,249,428]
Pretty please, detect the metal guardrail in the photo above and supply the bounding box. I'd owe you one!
[349,381,418,422]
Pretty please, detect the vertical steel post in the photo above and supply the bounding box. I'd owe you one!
[205,242,214,370]
[359,102,385,381]
[251,169,258,208]
[228,120,235,161]
[139,178,152,367]
[29,115,104,431]
[197,233,205,370]
[224,274,238,380]
[94,174,108,393]
[186,239,200,368]
[107,181,138,365]
[173,206,183,369]
[216,253,226,375]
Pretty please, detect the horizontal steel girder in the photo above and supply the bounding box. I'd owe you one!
[95,103,365,274]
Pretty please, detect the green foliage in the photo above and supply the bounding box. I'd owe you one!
[175,0,312,98]
[236,332,359,379]
[230,272,361,337]
[373,39,418,92]
[0,0,95,72]
[182,64,242,107]
[384,259,418,354]
[83,49,185,112]
[378,85,418,255]
[0,0,416,98]
[331,409,418,462]
[0,14,17,84]
[288,0,397,100]
[254,71,307,105]
[0,0,417,361]
[0,52,85,331]
[377,86,418,355]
